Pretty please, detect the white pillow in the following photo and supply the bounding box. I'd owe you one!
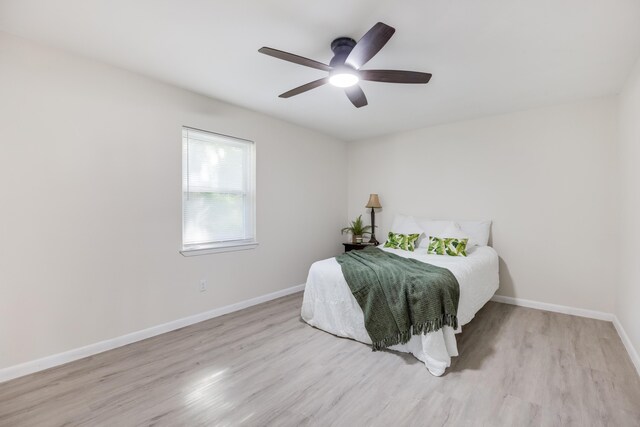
[419,222,473,247]
[439,223,470,240]
[417,219,491,248]
[385,215,424,248]
[390,214,423,236]
[416,219,456,248]
[416,219,456,240]
[458,220,492,246]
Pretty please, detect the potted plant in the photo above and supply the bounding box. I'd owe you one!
[341,215,372,243]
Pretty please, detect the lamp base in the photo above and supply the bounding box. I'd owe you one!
[369,207,379,245]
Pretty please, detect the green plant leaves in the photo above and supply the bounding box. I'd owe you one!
[341,214,372,236]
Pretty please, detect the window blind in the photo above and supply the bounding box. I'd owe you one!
[182,127,255,250]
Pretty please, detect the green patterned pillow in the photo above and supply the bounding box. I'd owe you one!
[427,236,468,256]
[427,236,446,255]
[444,237,468,256]
[384,232,420,251]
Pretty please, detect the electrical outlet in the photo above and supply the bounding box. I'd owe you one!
[199,279,207,292]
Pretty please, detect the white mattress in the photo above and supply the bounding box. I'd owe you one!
[301,246,499,376]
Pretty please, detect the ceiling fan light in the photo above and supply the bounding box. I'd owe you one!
[329,72,359,88]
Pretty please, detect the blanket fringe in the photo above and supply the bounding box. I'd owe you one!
[371,314,459,352]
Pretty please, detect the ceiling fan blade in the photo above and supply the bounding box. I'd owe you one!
[259,47,331,72]
[279,78,329,98]
[359,70,432,84]
[345,85,368,108]
[345,22,395,69]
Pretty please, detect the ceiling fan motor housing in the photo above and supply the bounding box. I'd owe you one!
[329,37,357,68]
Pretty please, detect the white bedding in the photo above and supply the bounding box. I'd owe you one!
[301,246,499,376]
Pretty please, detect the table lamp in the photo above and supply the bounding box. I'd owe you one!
[365,194,382,245]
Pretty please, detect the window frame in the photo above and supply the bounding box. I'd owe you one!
[180,126,257,256]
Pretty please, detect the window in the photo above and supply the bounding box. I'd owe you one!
[181,127,256,255]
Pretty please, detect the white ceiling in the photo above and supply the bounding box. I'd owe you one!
[1,0,639,141]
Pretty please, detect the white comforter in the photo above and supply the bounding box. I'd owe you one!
[301,246,499,376]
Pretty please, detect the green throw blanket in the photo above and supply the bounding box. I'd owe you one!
[336,247,460,351]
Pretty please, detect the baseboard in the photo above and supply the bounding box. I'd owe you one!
[490,294,614,321]
[612,316,640,377]
[0,284,306,384]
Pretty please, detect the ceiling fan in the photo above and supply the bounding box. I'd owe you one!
[258,22,432,108]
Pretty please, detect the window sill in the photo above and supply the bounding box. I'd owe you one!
[180,242,259,257]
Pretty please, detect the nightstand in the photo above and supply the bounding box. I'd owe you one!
[342,242,378,253]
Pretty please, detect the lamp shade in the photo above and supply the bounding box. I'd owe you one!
[365,194,382,208]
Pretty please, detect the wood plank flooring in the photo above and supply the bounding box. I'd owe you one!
[0,293,639,426]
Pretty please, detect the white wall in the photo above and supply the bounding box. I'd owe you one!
[348,98,618,313]
[617,58,640,361]
[0,33,347,369]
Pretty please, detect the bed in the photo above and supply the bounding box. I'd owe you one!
[300,217,499,376]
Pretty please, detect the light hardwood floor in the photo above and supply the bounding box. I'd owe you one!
[1,293,639,426]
